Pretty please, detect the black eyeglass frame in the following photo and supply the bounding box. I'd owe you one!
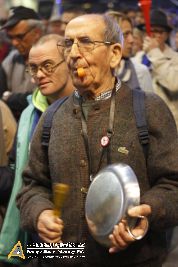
[7,26,36,41]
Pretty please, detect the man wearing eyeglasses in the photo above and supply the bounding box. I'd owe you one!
[0,33,74,265]
[17,14,178,267]
[0,6,45,121]
[143,9,178,129]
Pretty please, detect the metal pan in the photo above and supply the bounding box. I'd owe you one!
[85,163,140,247]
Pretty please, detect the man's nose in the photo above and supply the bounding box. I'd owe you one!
[11,38,19,47]
[36,67,45,78]
[127,33,134,44]
[69,42,82,58]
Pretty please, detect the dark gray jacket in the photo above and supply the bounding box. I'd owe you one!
[17,84,178,267]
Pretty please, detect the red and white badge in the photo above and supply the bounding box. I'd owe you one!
[101,136,110,147]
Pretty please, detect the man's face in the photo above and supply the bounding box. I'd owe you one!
[132,30,144,55]
[64,15,121,95]
[150,26,169,48]
[120,19,134,58]
[28,40,68,101]
[6,20,40,57]
[135,11,145,26]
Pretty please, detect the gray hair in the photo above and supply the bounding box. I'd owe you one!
[102,14,124,47]
[26,19,46,33]
[69,13,124,46]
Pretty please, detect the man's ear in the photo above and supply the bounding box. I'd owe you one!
[110,43,122,69]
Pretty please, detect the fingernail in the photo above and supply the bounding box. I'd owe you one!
[114,225,118,231]
[109,234,113,240]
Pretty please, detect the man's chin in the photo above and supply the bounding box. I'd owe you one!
[39,87,49,95]
[17,48,27,57]
[72,75,92,88]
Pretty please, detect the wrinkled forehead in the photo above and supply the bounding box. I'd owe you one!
[65,15,105,39]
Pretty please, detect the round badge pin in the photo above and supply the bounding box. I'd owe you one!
[101,136,110,147]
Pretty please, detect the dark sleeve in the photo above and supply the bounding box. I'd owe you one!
[141,93,178,230]
[0,135,16,204]
[5,92,30,121]
[0,63,8,96]
[16,113,54,232]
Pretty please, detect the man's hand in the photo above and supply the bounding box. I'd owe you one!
[109,204,151,253]
[143,36,159,53]
[37,209,64,243]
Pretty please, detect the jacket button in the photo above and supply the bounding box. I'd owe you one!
[81,187,88,194]
[94,104,100,110]
[73,108,78,114]
[80,159,87,167]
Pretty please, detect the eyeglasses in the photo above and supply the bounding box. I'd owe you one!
[26,59,65,77]
[57,37,114,54]
[7,26,35,41]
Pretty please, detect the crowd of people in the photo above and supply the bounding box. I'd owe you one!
[0,3,178,267]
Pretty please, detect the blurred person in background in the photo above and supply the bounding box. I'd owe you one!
[132,26,151,68]
[0,100,16,245]
[107,11,153,93]
[175,29,178,52]
[0,32,11,63]
[0,7,12,63]
[134,8,145,27]
[47,14,63,35]
[0,100,16,165]
[47,8,85,36]
[0,5,45,121]
[143,9,178,128]
[132,27,144,56]
[124,7,137,26]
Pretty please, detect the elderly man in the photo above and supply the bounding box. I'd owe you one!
[17,14,178,267]
[0,6,45,120]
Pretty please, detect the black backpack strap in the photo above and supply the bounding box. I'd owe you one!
[133,89,149,160]
[41,96,68,148]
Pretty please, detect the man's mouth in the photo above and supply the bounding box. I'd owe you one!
[73,67,85,74]
[39,82,50,87]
